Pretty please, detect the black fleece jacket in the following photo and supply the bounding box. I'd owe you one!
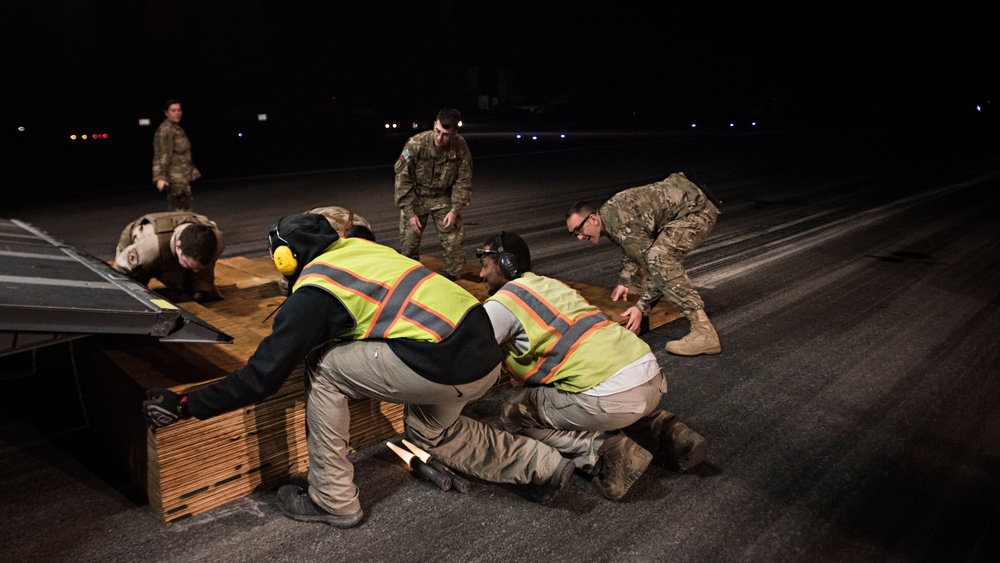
[186,285,502,420]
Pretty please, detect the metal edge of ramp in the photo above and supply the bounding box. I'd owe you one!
[1,218,232,356]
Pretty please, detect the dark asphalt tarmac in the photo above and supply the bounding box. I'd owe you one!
[3,125,999,562]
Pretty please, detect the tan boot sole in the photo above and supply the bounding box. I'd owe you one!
[665,341,722,356]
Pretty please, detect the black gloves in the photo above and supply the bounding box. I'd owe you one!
[142,388,191,429]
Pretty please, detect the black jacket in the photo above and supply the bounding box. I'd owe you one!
[186,285,501,420]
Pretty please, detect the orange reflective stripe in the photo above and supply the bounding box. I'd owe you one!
[498,283,611,385]
[296,268,387,305]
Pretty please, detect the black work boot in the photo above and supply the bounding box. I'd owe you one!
[527,458,574,503]
[277,485,364,528]
[592,433,652,501]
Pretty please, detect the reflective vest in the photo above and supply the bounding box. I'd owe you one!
[486,272,651,392]
[293,238,477,342]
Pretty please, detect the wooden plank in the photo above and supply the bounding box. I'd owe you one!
[91,253,681,523]
[428,256,684,332]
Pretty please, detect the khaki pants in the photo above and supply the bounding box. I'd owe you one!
[499,371,667,470]
[305,339,565,515]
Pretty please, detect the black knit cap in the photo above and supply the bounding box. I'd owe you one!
[268,213,339,290]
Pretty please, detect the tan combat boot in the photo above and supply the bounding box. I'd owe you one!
[592,433,653,501]
[626,411,708,471]
[657,417,708,471]
[665,309,721,356]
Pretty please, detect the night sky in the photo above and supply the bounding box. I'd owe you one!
[5,2,995,128]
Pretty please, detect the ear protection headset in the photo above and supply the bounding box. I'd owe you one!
[494,231,524,280]
[269,225,298,276]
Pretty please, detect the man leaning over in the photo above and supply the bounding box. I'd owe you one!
[566,172,721,356]
[113,210,224,303]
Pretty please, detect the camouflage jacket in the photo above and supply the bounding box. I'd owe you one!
[152,120,201,184]
[113,211,224,295]
[599,172,709,313]
[393,130,473,218]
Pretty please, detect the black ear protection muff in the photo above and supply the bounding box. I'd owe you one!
[477,231,526,280]
[269,225,298,276]
[495,231,523,280]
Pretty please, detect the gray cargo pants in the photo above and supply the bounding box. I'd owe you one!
[498,371,667,470]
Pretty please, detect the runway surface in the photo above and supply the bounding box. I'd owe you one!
[3,125,999,562]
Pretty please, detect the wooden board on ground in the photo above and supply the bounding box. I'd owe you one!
[89,254,680,523]
[426,256,683,331]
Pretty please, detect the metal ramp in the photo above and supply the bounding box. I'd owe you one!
[1,218,232,357]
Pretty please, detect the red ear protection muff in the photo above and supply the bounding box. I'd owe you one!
[269,226,298,276]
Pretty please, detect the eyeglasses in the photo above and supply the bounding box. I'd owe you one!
[570,212,594,237]
[476,247,501,258]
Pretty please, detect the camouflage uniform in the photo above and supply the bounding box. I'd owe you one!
[153,119,201,211]
[114,211,224,300]
[599,172,719,316]
[394,129,473,278]
[305,206,372,237]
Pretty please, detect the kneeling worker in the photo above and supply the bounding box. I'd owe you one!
[113,210,224,302]
[478,231,707,500]
[142,215,574,528]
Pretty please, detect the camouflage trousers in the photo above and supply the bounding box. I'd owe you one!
[166,183,193,211]
[643,201,719,313]
[399,208,466,277]
[498,370,666,471]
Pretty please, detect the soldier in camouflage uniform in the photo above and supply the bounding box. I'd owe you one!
[566,172,721,356]
[393,108,472,279]
[305,206,372,239]
[153,99,201,211]
[114,211,225,303]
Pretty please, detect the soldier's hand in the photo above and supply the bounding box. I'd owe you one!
[621,306,642,334]
[156,180,169,191]
[408,215,423,234]
[442,211,457,231]
[142,388,190,429]
[611,285,630,301]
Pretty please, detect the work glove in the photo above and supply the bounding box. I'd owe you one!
[142,388,190,429]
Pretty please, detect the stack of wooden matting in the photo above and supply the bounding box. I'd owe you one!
[84,255,680,522]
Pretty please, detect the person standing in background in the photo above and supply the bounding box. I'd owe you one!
[153,98,201,211]
[394,108,472,280]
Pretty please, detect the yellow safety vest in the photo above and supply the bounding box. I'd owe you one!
[293,238,477,342]
[486,272,651,392]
